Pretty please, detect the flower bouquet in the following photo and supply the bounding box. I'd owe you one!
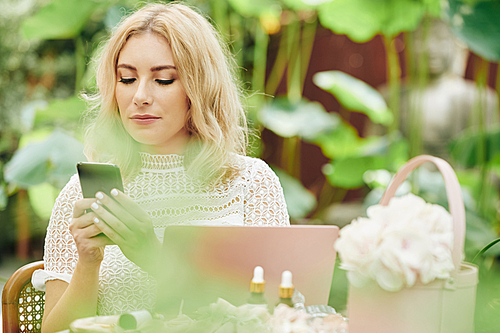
[337,155,478,333]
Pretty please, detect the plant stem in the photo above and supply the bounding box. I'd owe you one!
[299,17,317,96]
[229,12,244,71]
[474,57,489,216]
[266,26,289,95]
[408,18,430,158]
[75,35,86,93]
[287,19,301,103]
[210,0,230,41]
[383,35,402,134]
[252,22,269,107]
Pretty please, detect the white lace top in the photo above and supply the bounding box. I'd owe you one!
[33,153,290,315]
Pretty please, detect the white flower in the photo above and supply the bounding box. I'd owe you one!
[337,193,455,292]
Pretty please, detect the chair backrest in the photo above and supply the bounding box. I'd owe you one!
[2,261,45,333]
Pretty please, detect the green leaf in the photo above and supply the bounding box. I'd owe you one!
[445,0,500,62]
[4,129,85,189]
[449,126,500,168]
[227,0,281,17]
[34,95,86,127]
[28,182,59,220]
[272,166,317,220]
[282,0,332,10]
[313,71,393,126]
[0,183,7,211]
[324,155,387,189]
[311,121,366,159]
[22,0,99,40]
[258,97,341,139]
[318,0,425,42]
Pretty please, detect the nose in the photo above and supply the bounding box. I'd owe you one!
[133,80,153,106]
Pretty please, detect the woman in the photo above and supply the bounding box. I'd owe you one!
[33,3,289,332]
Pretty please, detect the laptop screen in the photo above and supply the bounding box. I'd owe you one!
[155,225,339,316]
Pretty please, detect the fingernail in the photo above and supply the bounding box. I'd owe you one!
[97,200,102,205]
[111,189,119,197]
[96,192,104,200]
[91,202,99,210]
[94,217,100,224]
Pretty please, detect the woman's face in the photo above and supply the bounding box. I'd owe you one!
[115,32,190,155]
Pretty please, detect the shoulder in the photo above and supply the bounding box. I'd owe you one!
[232,155,275,176]
[229,155,282,186]
[54,174,82,206]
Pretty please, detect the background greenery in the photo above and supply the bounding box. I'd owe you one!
[1,0,500,331]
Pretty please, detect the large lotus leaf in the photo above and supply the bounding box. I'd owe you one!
[449,126,500,168]
[323,133,408,189]
[313,71,393,126]
[227,0,281,17]
[28,182,59,220]
[311,121,368,159]
[323,155,387,189]
[258,97,341,139]
[282,0,333,10]
[34,95,86,127]
[4,129,85,189]
[318,0,425,42]
[272,166,317,220]
[444,0,500,62]
[22,0,99,40]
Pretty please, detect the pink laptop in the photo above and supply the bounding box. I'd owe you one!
[156,225,339,315]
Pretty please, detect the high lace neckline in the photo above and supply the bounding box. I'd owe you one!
[139,152,184,171]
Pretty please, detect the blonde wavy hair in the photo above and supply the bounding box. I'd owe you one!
[84,2,247,182]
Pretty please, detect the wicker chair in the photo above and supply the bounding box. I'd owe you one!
[2,261,45,333]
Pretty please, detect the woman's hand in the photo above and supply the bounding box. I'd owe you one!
[70,199,114,266]
[90,189,162,276]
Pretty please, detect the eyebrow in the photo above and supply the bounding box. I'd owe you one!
[116,64,176,71]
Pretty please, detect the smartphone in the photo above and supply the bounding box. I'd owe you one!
[77,162,124,198]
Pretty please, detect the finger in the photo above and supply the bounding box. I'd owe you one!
[91,202,133,244]
[109,189,151,223]
[91,233,115,247]
[73,199,97,218]
[69,212,99,231]
[95,192,140,230]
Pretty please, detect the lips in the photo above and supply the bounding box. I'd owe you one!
[130,114,161,125]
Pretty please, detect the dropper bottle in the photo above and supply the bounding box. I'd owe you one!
[247,266,267,307]
[277,270,294,307]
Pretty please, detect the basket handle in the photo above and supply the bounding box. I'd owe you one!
[380,155,465,274]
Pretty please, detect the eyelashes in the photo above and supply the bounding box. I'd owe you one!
[118,78,175,86]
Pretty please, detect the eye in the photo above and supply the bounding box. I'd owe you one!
[156,79,175,86]
[119,78,136,84]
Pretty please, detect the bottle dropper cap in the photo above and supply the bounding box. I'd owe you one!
[279,270,294,298]
[250,266,265,293]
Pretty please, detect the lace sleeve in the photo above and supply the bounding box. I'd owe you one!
[243,158,290,226]
[40,175,82,278]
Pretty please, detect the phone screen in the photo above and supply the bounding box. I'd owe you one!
[77,162,124,198]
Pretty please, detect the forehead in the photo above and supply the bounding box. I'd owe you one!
[117,32,175,67]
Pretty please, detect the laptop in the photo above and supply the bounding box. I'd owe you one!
[156,225,339,316]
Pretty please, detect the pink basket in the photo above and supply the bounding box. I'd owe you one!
[347,155,478,333]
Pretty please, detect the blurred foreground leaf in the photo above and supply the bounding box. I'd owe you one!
[318,0,425,42]
[22,0,100,40]
[313,71,393,126]
[4,129,85,189]
[272,166,316,220]
[445,0,500,62]
[259,97,340,139]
